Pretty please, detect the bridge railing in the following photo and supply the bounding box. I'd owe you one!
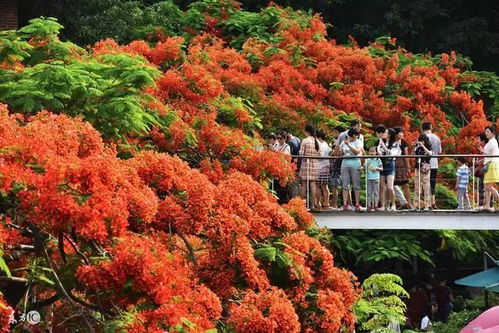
[283,154,499,211]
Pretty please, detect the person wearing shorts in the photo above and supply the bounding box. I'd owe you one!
[340,128,362,211]
[375,125,396,211]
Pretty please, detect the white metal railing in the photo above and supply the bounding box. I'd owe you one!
[286,154,499,212]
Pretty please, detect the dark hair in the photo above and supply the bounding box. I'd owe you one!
[418,134,432,150]
[267,133,276,140]
[393,126,404,134]
[388,128,397,148]
[304,124,316,136]
[316,128,326,140]
[422,122,432,131]
[277,130,287,139]
[375,124,387,134]
[305,124,320,151]
[350,120,361,127]
[457,157,467,164]
[425,301,438,318]
[347,128,359,138]
[477,132,488,143]
[334,125,345,133]
[485,125,496,134]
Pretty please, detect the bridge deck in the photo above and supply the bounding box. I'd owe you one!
[313,210,498,230]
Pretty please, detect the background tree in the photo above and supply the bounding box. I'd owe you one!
[354,273,409,333]
[18,0,499,73]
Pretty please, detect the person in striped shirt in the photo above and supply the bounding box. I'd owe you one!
[455,157,470,210]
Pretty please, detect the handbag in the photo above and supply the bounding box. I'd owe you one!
[421,162,431,175]
[395,158,408,185]
[480,161,490,175]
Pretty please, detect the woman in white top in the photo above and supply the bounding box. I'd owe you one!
[482,126,499,210]
[274,133,291,155]
[420,302,437,331]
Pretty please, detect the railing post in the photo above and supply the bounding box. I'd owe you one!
[365,160,368,210]
[418,158,421,211]
[472,157,476,209]
[306,159,310,210]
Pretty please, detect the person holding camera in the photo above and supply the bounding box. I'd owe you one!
[413,135,433,210]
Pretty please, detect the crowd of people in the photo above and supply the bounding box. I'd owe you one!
[266,121,499,211]
[406,277,454,331]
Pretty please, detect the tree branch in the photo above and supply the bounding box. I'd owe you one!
[29,294,61,310]
[64,234,90,265]
[178,232,197,265]
[41,244,75,307]
[6,244,35,251]
[0,276,29,283]
[68,292,111,315]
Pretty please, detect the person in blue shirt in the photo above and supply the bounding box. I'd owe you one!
[340,128,363,211]
[365,146,383,211]
[455,157,470,210]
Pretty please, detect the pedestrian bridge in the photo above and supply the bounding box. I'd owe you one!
[313,210,498,230]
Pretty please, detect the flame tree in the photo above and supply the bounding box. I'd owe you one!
[0,1,497,331]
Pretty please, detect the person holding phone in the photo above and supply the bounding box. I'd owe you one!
[340,129,363,211]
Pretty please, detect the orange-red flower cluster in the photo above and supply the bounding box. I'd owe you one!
[0,294,13,333]
[0,106,158,243]
[76,234,221,332]
[228,289,301,333]
[281,232,360,332]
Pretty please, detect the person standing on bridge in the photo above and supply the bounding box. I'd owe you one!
[474,132,488,208]
[335,120,364,147]
[394,127,414,209]
[299,124,321,210]
[413,134,433,210]
[365,146,383,211]
[455,157,471,210]
[375,125,396,211]
[341,128,363,211]
[336,120,364,209]
[274,131,291,155]
[273,132,291,203]
[282,128,301,199]
[482,125,499,211]
[328,126,345,210]
[317,129,333,210]
[422,122,442,209]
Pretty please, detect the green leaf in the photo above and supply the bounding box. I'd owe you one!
[254,246,277,262]
[38,274,55,286]
[0,252,11,278]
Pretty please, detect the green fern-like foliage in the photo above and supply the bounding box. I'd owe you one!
[354,273,409,332]
[0,18,161,140]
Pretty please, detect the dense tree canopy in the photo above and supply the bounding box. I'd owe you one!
[18,0,499,73]
[1,0,498,331]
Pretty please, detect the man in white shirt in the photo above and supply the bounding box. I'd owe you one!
[336,120,364,148]
[422,122,442,209]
